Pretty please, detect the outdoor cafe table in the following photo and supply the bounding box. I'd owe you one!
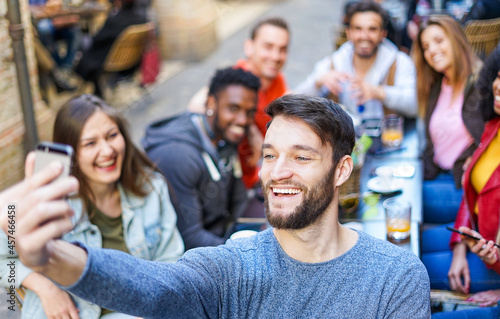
[30,1,109,22]
[339,119,423,256]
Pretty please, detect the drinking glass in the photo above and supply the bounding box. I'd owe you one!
[381,114,404,148]
[383,198,411,241]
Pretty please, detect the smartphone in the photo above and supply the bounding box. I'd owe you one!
[34,142,74,181]
[446,226,500,248]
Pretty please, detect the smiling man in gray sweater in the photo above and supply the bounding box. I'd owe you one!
[1,95,430,318]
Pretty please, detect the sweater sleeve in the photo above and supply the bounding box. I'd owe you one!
[294,55,333,95]
[382,53,418,117]
[65,245,221,318]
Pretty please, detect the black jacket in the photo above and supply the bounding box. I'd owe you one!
[463,0,500,23]
[142,112,249,250]
[76,8,147,79]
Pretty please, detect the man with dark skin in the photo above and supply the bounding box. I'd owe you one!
[142,67,260,249]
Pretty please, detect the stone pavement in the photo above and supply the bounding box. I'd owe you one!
[0,0,343,317]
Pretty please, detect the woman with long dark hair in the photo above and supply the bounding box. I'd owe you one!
[422,47,500,312]
[0,94,184,318]
[413,15,484,224]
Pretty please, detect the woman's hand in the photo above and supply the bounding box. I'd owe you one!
[23,272,80,319]
[459,226,498,265]
[39,285,80,319]
[448,242,471,294]
[467,289,500,307]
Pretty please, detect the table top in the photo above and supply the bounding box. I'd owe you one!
[351,158,422,222]
[365,117,422,160]
[341,119,423,220]
[30,1,108,20]
[340,118,423,257]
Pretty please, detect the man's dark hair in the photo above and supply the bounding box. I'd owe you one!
[208,67,261,98]
[265,94,356,166]
[121,0,135,10]
[477,44,500,122]
[250,17,289,40]
[346,1,390,30]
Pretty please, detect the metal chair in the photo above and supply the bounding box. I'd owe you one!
[100,22,155,98]
[464,17,500,60]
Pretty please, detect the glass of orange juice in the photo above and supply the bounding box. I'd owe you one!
[383,198,411,241]
[381,115,404,147]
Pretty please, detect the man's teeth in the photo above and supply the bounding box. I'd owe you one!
[273,188,301,194]
[230,126,245,134]
[495,95,500,102]
[96,159,115,168]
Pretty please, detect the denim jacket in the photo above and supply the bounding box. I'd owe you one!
[0,172,184,319]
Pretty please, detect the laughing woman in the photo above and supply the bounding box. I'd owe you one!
[413,15,484,224]
[0,94,184,319]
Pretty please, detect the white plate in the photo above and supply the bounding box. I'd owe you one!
[374,166,393,177]
[230,230,257,240]
[367,177,405,194]
[375,165,415,178]
[393,165,415,178]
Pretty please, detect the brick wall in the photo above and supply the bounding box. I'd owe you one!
[0,0,54,191]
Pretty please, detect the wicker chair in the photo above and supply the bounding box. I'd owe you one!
[100,22,155,97]
[464,17,500,60]
[334,25,348,50]
[4,287,26,310]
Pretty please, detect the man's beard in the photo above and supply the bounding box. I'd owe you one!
[355,42,379,59]
[263,167,336,230]
[213,111,246,146]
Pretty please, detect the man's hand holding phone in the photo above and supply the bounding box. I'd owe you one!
[0,151,79,269]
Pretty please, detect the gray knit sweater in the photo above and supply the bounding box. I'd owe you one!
[67,229,431,318]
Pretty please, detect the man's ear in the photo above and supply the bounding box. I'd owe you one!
[345,27,351,42]
[206,95,216,114]
[244,39,254,59]
[381,29,388,40]
[334,155,354,188]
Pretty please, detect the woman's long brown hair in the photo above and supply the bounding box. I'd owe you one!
[412,15,479,118]
[53,94,157,208]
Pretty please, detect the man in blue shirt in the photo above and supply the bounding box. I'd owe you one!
[0,95,431,318]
